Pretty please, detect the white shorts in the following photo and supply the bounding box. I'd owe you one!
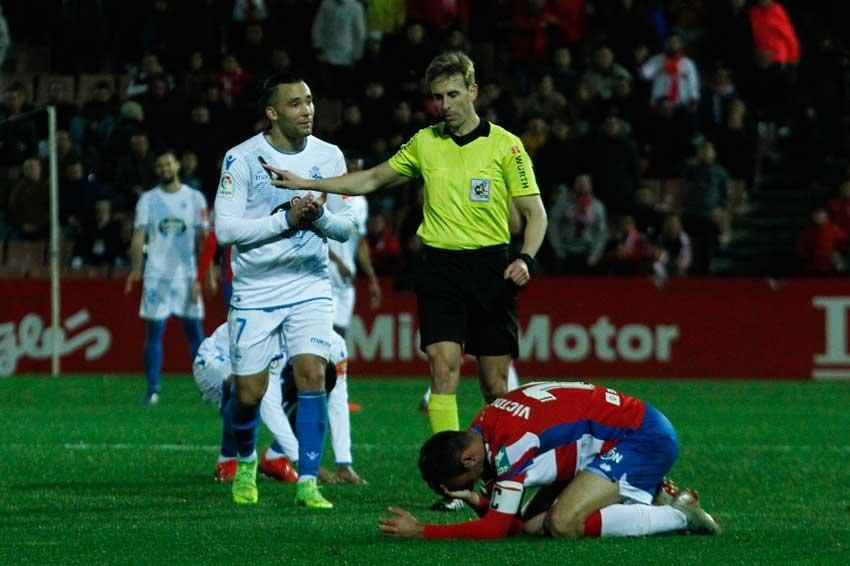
[192,354,228,404]
[229,298,334,376]
[332,284,356,330]
[140,277,204,320]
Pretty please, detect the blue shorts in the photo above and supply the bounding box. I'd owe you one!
[585,405,679,504]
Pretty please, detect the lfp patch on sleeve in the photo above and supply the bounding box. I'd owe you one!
[469,178,491,202]
[218,173,234,198]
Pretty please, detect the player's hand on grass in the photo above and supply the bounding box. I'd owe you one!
[124,270,141,294]
[503,258,530,286]
[379,507,424,538]
[318,466,339,484]
[336,465,367,485]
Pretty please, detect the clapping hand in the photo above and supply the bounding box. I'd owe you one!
[286,192,328,230]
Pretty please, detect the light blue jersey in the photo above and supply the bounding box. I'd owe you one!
[135,184,208,280]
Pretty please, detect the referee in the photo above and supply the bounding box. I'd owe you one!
[263,50,547,458]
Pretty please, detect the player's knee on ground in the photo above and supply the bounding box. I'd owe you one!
[544,508,587,539]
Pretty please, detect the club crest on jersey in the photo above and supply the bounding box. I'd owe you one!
[470,178,491,202]
[218,173,234,198]
[309,166,323,180]
[158,217,187,235]
[495,447,511,476]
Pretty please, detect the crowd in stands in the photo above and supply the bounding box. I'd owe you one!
[0,0,849,280]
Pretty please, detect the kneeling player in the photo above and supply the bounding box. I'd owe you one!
[193,324,365,487]
[379,381,720,539]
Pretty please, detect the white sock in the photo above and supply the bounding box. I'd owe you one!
[298,474,316,483]
[600,504,687,537]
[237,450,257,463]
[218,454,236,463]
[507,362,520,390]
[422,386,431,405]
[328,376,353,465]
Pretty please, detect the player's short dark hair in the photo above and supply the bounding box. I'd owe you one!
[418,431,471,493]
[425,51,475,88]
[259,71,308,108]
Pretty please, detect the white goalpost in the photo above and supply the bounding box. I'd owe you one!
[47,105,60,376]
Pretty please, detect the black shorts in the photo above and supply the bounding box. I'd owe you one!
[415,245,519,358]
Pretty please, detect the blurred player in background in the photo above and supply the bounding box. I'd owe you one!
[328,152,382,339]
[328,153,381,416]
[214,71,355,507]
[379,381,721,539]
[125,148,211,405]
[193,324,365,485]
[261,53,548,511]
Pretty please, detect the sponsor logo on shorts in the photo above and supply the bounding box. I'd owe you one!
[469,178,491,202]
[600,448,623,464]
[310,337,331,347]
[218,173,234,198]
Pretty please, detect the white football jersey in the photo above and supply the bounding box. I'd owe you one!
[214,132,355,308]
[135,184,208,279]
[329,195,368,290]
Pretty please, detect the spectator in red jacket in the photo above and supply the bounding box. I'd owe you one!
[798,208,847,275]
[749,0,800,65]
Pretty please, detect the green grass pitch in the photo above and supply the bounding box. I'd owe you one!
[1,376,848,565]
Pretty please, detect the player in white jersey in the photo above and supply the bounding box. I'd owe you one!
[328,154,382,338]
[214,71,356,507]
[125,149,209,405]
[193,324,365,484]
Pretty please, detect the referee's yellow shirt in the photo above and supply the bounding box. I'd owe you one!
[388,121,540,250]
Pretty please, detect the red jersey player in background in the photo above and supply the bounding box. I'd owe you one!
[379,381,720,539]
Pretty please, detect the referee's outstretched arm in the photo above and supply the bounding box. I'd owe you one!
[262,161,404,196]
